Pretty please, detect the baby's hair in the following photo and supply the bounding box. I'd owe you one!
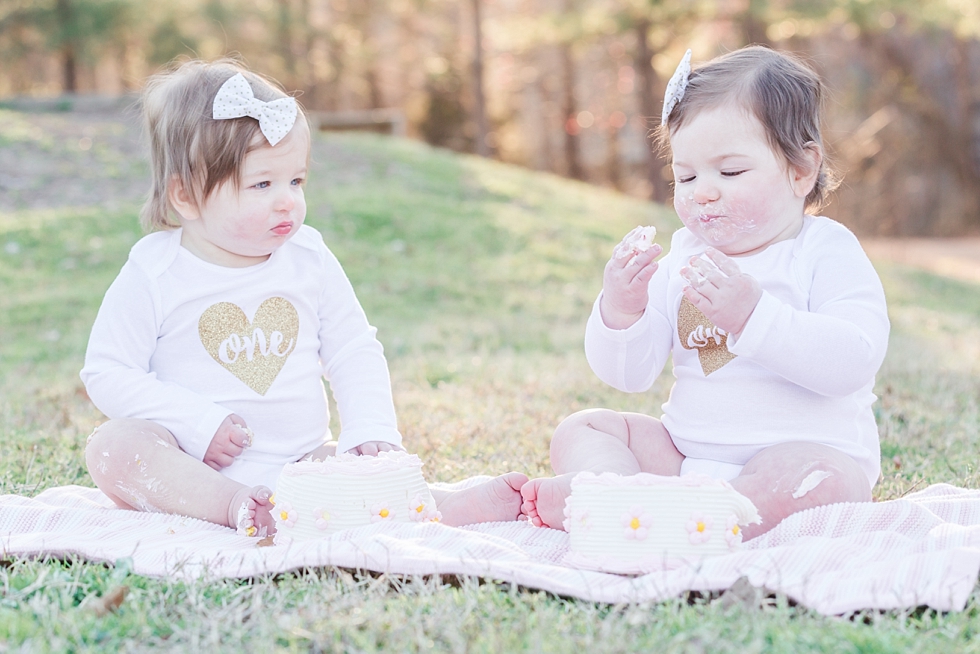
[655,46,838,212]
[140,58,307,231]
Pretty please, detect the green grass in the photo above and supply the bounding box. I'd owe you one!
[2,126,980,651]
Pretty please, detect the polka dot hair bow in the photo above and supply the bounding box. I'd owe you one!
[661,49,692,126]
[212,73,298,146]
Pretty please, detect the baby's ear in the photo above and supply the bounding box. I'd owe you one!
[167,177,201,221]
[790,142,822,199]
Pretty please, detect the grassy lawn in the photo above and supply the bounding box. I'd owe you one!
[1,111,979,651]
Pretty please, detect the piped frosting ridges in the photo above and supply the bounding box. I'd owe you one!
[282,450,425,476]
[272,451,439,544]
[563,471,761,574]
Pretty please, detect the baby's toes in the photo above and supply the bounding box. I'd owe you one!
[248,486,277,536]
[233,497,258,535]
[249,486,273,506]
[521,500,543,526]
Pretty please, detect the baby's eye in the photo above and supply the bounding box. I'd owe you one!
[676,175,695,184]
[253,181,271,189]
[721,170,747,177]
[291,177,305,186]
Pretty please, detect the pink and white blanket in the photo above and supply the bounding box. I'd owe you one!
[2,481,980,615]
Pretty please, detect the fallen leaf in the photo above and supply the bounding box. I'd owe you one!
[88,586,129,616]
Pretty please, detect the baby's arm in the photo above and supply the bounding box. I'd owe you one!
[585,236,674,393]
[600,228,663,329]
[687,229,888,396]
[81,261,233,461]
[314,239,403,454]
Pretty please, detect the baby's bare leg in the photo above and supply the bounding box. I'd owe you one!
[731,442,872,540]
[521,409,683,529]
[85,418,274,532]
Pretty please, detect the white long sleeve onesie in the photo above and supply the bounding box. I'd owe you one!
[81,225,402,490]
[585,216,889,486]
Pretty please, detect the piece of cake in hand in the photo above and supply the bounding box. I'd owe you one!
[272,450,440,544]
[612,225,658,263]
[562,471,761,574]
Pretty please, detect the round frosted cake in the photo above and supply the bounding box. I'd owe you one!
[562,471,760,573]
[272,451,440,545]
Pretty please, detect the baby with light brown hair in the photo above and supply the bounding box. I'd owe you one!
[82,59,526,535]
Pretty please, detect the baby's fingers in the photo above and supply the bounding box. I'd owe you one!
[629,258,659,288]
[206,452,236,470]
[705,247,742,276]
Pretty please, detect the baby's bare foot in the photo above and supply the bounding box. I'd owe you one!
[228,485,276,537]
[520,473,575,530]
[436,472,528,527]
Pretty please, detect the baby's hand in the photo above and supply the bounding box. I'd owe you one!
[203,414,252,471]
[600,234,663,330]
[347,441,406,456]
[680,247,762,336]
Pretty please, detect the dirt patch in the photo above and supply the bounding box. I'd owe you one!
[862,238,980,285]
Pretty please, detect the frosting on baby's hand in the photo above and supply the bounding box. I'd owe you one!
[613,226,657,261]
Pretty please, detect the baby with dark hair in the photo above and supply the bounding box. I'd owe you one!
[522,46,889,539]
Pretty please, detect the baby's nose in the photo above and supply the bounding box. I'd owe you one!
[275,190,296,211]
[693,180,720,204]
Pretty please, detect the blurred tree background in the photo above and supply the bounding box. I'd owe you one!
[0,0,978,235]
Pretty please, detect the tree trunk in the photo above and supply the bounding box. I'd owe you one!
[634,20,670,202]
[56,0,77,93]
[606,122,622,190]
[740,0,771,47]
[471,0,490,156]
[560,42,583,180]
[277,0,296,85]
[301,0,317,109]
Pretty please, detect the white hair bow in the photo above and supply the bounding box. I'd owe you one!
[212,73,298,146]
[661,49,692,126]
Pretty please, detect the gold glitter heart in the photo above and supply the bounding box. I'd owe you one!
[677,296,736,376]
[198,297,298,395]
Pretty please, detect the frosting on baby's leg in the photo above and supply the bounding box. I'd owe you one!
[731,441,872,540]
[85,418,267,530]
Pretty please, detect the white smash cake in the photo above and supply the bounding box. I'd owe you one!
[562,471,761,573]
[272,450,441,545]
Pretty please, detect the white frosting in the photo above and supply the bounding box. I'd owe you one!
[571,470,733,489]
[792,470,833,499]
[563,471,760,574]
[614,226,658,260]
[283,450,425,476]
[273,451,439,543]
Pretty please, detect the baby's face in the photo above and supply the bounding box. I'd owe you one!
[182,121,311,267]
[669,105,809,257]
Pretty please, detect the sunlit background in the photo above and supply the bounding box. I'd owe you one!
[1,0,978,236]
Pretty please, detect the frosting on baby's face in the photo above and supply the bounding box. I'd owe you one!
[670,106,807,256]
